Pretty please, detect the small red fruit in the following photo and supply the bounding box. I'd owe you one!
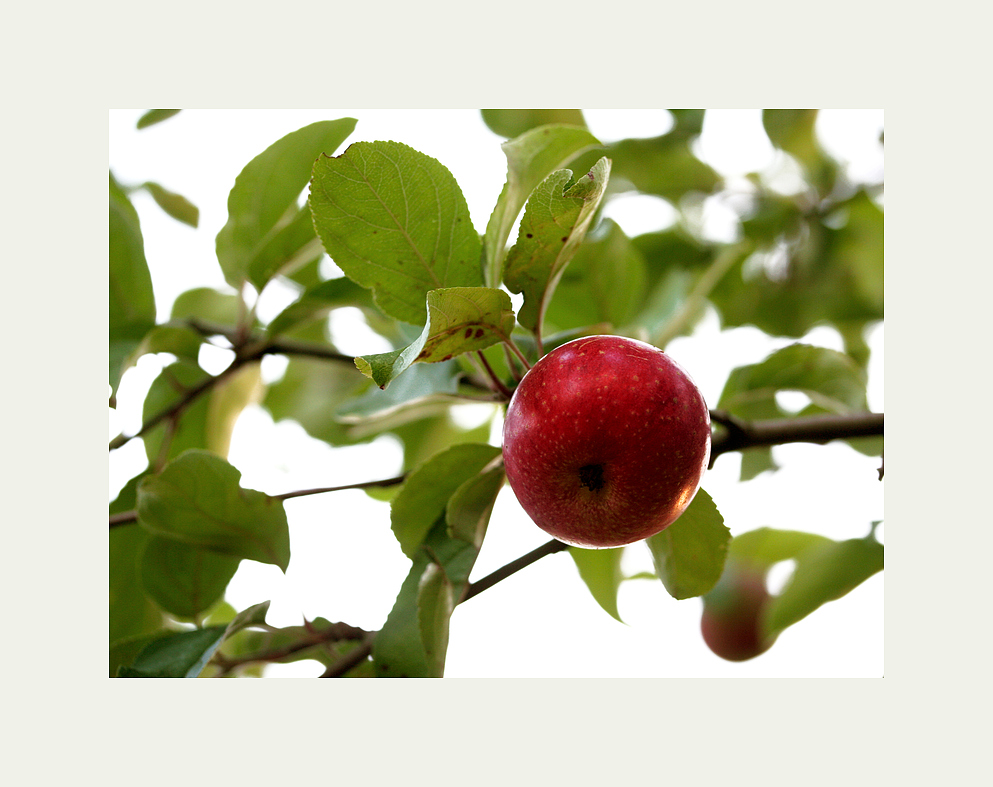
[700,562,777,661]
[501,335,711,548]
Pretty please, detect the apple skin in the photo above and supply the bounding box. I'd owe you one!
[501,335,711,548]
[700,562,777,662]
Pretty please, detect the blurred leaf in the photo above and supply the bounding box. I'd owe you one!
[393,412,494,474]
[484,125,602,287]
[118,626,228,677]
[142,181,200,227]
[481,109,587,138]
[110,473,163,643]
[417,562,455,677]
[763,535,883,639]
[110,173,156,396]
[267,276,373,337]
[216,118,356,291]
[310,140,482,325]
[139,536,241,619]
[544,219,647,334]
[718,343,868,415]
[171,286,242,325]
[762,109,837,196]
[606,134,720,201]
[205,361,263,458]
[504,157,611,335]
[137,109,181,129]
[137,450,291,571]
[390,442,502,558]
[645,489,730,600]
[569,546,625,622]
[729,527,832,568]
[355,287,516,390]
[263,353,372,447]
[135,324,204,362]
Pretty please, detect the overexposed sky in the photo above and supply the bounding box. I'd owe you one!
[109,109,883,677]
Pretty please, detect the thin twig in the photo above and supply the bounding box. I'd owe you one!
[461,539,571,602]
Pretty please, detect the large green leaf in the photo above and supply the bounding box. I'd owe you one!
[569,546,625,622]
[139,535,242,619]
[136,450,291,571]
[216,118,356,291]
[171,286,242,325]
[309,140,483,325]
[354,287,516,390]
[483,125,602,287]
[417,562,455,677]
[109,174,156,396]
[503,157,611,335]
[645,489,730,600]
[390,442,502,558]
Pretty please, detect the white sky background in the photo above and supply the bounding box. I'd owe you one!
[109,109,884,678]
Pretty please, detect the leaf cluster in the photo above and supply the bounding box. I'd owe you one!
[110,109,883,677]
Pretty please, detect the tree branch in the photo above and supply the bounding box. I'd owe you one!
[709,410,883,466]
[211,621,370,677]
[461,539,571,602]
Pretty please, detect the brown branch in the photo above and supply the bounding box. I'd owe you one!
[109,472,409,529]
[709,410,883,467]
[319,633,376,678]
[461,539,571,602]
[212,621,370,676]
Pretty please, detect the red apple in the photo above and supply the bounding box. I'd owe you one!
[501,335,711,548]
[700,562,777,661]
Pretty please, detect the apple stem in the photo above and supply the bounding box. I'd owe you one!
[503,338,532,372]
[475,351,514,399]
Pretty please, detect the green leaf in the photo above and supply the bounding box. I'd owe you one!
[140,359,212,463]
[417,562,455,677]
[446,462,505,548]
[136,450,291,571]
[569,546,625,622]
[110,174,156,396]
[390,443,502,558]
[763,535,883,638]
[762,109,837,196]
[135,324,204,362]
[718,343,869,416]
[110,474,163,643]
[267,276,373,337]
[139,536,242,619]
[309,140,483,325]
[171,286,242,325]
[503,157,611,335]
[645,489,730,600]
[137,109,181,129]
[481,109,587,138]
[142,181,200,227]
[205,361,263,459]
[483,125,602,287]
[606,133,721,201]
[118,626,228,677]
[728,527,833,568]
[216,118,356,291]
[110,631,167,678]
[543,219,648,334]
[374,495,495,678]
[355,287,516,390]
